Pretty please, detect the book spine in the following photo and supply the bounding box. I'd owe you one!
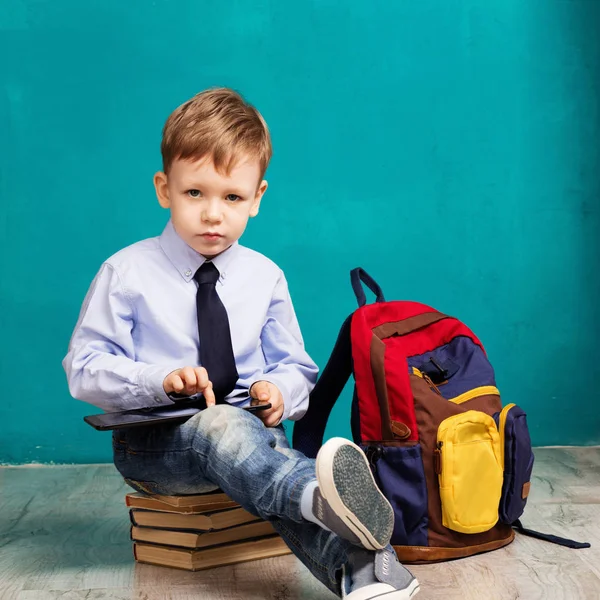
[129,509,138,527]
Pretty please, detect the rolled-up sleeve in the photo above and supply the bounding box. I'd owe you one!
[253,272,319,423]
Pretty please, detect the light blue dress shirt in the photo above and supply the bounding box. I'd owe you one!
[62,220,319,421]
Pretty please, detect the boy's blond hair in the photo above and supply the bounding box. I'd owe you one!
[161,87,272,181]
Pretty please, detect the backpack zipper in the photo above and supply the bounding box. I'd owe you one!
[497,403,516,470]
[449,386,501,405]
[412,367,443,396]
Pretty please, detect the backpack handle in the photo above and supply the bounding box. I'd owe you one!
[350,268,386,307]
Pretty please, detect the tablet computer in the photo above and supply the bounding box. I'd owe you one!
[84,401,272,431]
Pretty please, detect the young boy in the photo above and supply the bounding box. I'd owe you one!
[63,88,420,600]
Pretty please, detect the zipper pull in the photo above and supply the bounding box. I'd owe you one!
[434,441,443,475]
[423,372,443,396]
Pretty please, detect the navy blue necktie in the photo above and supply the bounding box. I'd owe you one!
[194,262,239,401]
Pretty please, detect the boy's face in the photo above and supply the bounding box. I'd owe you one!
[154,155,267,259]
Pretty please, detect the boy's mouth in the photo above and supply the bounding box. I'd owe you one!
[200,233,224,241]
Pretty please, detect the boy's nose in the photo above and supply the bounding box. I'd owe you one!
[202,200,223,223]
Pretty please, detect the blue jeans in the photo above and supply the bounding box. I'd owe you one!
[113,403,357,596]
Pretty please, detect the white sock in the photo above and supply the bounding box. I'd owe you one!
[300,480,332,531]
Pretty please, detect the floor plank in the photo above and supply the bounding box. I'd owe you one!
[1,447,599,599]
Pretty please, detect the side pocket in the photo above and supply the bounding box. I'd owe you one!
[494,404,535,524]
[363,443,429,547]
[112,431,127,461]
[437,410,503,534]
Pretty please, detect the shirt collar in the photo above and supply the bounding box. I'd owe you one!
[159,219,238,284]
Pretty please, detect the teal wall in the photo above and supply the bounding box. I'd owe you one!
[1,1,598,463]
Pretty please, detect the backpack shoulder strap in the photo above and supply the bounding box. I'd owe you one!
[293,267,387,458]
[512,520,590,549]
[292,313,353,458]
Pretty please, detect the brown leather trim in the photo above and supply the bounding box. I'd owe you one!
[390,421,411,440]
[370,336,393,440]
[393,530,515,564]
[410,374,513,548]
[411,374,461,547]
[373,312,449,340]
[522,482,531,499]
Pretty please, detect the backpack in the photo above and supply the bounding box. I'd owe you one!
[293,268,589,563]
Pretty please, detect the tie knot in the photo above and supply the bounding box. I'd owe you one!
[194,262,220,285]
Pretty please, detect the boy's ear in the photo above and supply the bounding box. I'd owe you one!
[250,180,268,217]
[154,172,171,208]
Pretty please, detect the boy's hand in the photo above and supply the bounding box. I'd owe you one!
[163,366,216,406]
[250,381,284,427]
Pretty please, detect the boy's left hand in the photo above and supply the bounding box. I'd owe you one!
[250,381,284,427]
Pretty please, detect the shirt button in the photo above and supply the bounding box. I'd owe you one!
[154,397,162,403]
[185,269,192,277]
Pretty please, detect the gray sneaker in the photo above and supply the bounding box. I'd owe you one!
[314,437,394,551]
[342,547,420,600]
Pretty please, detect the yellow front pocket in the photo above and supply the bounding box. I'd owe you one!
[436,410,503,534]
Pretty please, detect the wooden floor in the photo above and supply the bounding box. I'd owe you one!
[1,447,599,600]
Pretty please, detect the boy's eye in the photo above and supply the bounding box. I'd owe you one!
[187,189,201,198]
[226,194,241,202]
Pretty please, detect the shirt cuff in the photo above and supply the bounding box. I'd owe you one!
[252,375,291,424]
[139,364,180,405]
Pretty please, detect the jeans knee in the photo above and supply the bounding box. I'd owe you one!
[189,404,235,435]
[188,404,275,466]
[188,404,262,450]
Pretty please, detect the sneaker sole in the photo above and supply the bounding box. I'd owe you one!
[344,579,420,600]
[316,437,394,551]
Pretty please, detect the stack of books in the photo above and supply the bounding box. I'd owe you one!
[127,490,291,571]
